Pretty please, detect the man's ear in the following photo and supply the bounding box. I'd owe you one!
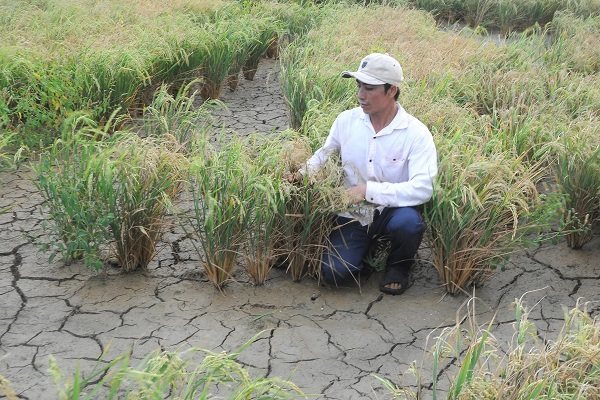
[388,85,398,98]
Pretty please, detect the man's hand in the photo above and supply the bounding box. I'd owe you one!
[283,171,303,183]
[346,184,367,205]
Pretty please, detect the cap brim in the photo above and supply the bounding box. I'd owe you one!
[341,70,386,85]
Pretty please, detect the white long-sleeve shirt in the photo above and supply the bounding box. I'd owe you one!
[304,104,438,225]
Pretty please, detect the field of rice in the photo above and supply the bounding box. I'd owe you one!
[0,0,598,398]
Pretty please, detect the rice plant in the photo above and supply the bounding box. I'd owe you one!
[0,374,18,400]
[48,336,306,399]
[186,137,257,288]
[226,20,256,91]
[275,136,347,282]
[260,0,324,42]
[280,41,354,130]
[242,19,280,81]
[240,136,289,285]
[0,130,18,169]
[137,80,218,152]
[554,133,600,249]
[197,21,239,100]
[379,299,600,399]
[409,0,586,33]
[35,120,115,270]
[1,0,321,151]
[36,112,187,272]
[548,11,600,74]
[424,135,552,294]
[106,133,188,272]
[0,0,245,147]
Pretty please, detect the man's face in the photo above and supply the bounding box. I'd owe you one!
[356,80,396,115]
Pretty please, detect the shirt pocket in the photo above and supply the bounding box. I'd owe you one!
[379,155,408,182]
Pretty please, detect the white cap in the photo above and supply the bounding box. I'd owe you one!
[342,53,404,87]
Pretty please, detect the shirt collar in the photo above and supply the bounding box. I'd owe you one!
[359,103,410,134]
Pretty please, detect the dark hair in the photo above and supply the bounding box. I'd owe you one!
[384,83,400,100]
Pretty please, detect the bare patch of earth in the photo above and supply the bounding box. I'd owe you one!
[1,58,598,399]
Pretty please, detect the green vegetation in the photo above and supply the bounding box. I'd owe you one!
[377,300,600,399]
[2,1,598,398]
[48,335,305,399]
[279,4,599,293]
[35,125,187,272]
[407,0,600,34]
[5,1,600,289]
[276,136,348,281]
[555,133,600,249]
[0,0,317,149]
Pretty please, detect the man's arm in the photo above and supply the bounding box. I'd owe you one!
[299,117,342,176]
[365,134,438,207]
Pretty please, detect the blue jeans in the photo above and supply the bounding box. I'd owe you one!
[321,207,425,285]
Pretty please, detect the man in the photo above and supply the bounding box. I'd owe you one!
[300,53,438,295]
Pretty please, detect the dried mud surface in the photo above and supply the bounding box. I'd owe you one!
[1,58,599,399]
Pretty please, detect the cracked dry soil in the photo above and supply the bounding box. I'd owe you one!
[1,58,599,399]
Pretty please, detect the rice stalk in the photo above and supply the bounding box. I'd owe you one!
[226,19,256,91]
[280,41,354,130]
[454,299,599,399]
[554,132,600,249]
[49,335,306,399]
[240,135,289,285]
[107,133,188,272]
[137,80,218,152]
[0,374,18,400]
[186,137,255,288]
[242,19,280,81]
[198,21,239,100]
[377,299,599,399]
[275,136,347,282]
[34,122,115,270]
[549,11,600,74]
[424,137,550,294]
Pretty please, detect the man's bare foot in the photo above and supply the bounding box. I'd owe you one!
[380,267,410,295]
[383,282,403,291]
